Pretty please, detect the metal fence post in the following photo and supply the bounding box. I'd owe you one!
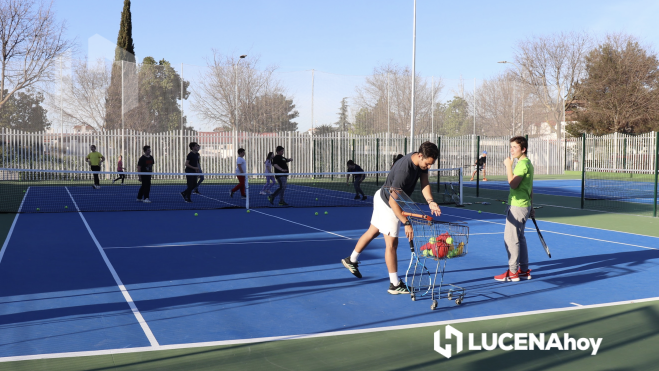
[376,138,379,186]
[581,133,586,209]
[654,131,658,217]
[476,135,480,198]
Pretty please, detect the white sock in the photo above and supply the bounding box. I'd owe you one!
[350,251,360,263]
[389,272,399,285]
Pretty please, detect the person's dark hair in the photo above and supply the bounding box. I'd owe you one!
[391,154,404,169]
[265,151,273,163]
[417,141,439,160]
[189,142,198,150]
[143,145,150,152]
[510,136,528,153]
[347,160,354,166]
[238,148,245,155]
[276,145,284,153]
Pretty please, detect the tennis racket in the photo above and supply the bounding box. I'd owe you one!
[531,217,551,258]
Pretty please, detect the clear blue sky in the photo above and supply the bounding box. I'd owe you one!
[53,0,659,130]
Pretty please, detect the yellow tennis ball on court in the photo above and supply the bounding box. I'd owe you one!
[446,237,453,245]
[315,212,318,215]
[36,208,40,211]
[316,198,318,201]
[478,210,482,214]
[194,213,198,216]
[65,206,68,209]
[324,211,328,214]
[246,210,250,213]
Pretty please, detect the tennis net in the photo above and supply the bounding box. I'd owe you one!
[584,167,658,214]
[0,167,463,213]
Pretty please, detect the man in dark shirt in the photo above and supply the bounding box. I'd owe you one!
[341,142,441,295]
[136,145,154,203]
[346,160,367,200]
[268,145,293,206]
[180,142,200,203]
[470,151,487,181]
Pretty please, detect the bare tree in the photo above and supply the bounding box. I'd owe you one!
[46,58,110,131]
[469,72,547,136]
[510,31,592,136]
[353,63,442,135]
[191,51,295,132]
[0,0,74,110]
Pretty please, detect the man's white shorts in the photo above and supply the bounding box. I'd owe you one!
[371,188,400,237]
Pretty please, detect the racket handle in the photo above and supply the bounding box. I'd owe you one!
[409,239,414,252]
[401,212,431,221]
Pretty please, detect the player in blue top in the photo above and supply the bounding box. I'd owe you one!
[346,160,367,201]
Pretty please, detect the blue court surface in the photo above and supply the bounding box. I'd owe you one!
[1,196,659,361]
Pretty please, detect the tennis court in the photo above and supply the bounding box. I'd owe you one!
[1,180,659,368]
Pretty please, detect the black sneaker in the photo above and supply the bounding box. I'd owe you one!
[180,191,187,201]
[341,257,362,278]
[388,280,410,295]
[184,198,192,203]
[268,195,274,205]
[279,201,289,206]
[193,189,200,195]
[362,195,367,201]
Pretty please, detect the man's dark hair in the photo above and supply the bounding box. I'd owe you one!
[189,142,198,150]
[276,145,284,152]
[347,160,354,166]
[418,141,439,160]
[238,148,245,155]
[510,136,528,153]
[143,145,150,152]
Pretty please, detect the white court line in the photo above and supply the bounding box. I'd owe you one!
[442,211,658,250]
[570,303,583,307]
[199,193,351,239]
[104,238,347,250]
[1,295,657,363]
[65,187,159,347]
[0,187,30,265]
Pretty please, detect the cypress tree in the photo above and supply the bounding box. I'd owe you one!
[115,0,135,63]
[105,0,136,130]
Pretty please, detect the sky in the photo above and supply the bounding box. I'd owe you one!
[52,0,659,131]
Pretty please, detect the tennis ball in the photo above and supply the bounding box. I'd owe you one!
[446,237,453,245]
[65,206,68,209]
[324,211,328,214]
[429,237,436,244]
[478,210,482,214]
[502,202,506,204]
[316,198,318,201]
[422,249,429,257]
[36,208,40,211]
[246,210,250,213]
[194,213,198,216]
[23,190,25,193]
[315,212,318,215]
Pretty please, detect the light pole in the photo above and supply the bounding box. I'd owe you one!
[234,55,246,162]
[498,61,524,135]
[235,55,247,131]
[409,0,417,150]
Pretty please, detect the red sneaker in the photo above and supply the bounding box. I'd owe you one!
[494,269,520,282]
[518,268,532,280]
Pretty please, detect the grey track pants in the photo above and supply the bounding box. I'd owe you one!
[504,205,531,272]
